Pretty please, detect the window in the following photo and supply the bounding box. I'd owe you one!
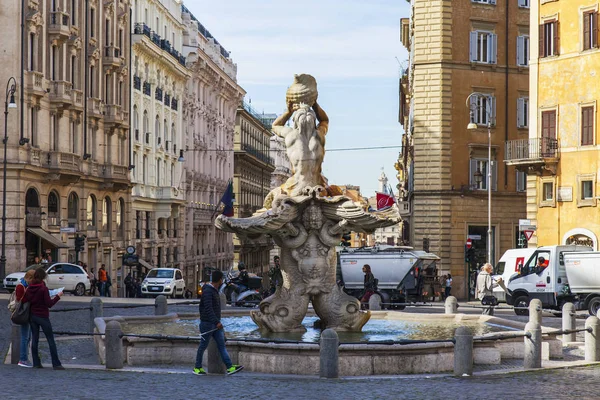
[469,30,497,64]
[87,195,97,228]
[470,159,497,191]
[68,192,79,228]
[517,35,530,66]
[30,107,37,146]
[103,196,112,236]
[541,110,557,157]
[582,180,594,199]
[540,21,559,57]
[48,191,60,226]
[90,8,95,38]
[518,0,529,8]
[516,171,527,192]
[116,198,124,238]
[581,106,595,146]
[577,174,596,207]
[543,182,554,201]
[517,97,529,128]
[469,93,496,126]
[136,210,141,239]
[583,11,598,51]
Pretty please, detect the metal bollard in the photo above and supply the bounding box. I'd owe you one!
[562,302,576,344]
[105,320,123,369]
[368,294,382,311]
[207,338,227,374]
[529,299,542,325]
[320,328,339,378]
[524,321,542,369]
[453,326,473,377]
[155,295,168,315]
[10,324,20,365]
[90,298,103,333]
[445,296,458,315]
[219,292,227,310]
[585,316,600,362]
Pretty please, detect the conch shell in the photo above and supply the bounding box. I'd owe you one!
[286,74,318,106]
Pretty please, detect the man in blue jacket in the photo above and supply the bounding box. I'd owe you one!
[193,269,243,375]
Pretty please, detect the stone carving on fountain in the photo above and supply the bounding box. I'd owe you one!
[215,74,400,332]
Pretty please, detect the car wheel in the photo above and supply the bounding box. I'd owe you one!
[74,283,85,296]
[513,296,530,316]
[588,297,600,316]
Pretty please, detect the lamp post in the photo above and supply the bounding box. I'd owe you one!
[1,77,17,281]
[466,93,493,265]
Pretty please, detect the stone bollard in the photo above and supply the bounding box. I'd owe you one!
[155,295,168,315]
[529,299,542,325]
[219,292,228,310]
[562,302,576,344]
[105,320,124,369]
[453,326,473,377]
[90,298,103,333]
[320,328,339,379]
[207,338,227,375]
[369,294,382,311]
[445,296,458,315]
[585,316,600,362]
[524,321,542,369]
[11,324,20,364]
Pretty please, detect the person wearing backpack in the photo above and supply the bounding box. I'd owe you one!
[12,270,35,367]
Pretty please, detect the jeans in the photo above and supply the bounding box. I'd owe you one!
[20,323,31,362]
[98,282,106,297]
[445,287,451,298]
[30,315,62,367]
[194,321,232,370]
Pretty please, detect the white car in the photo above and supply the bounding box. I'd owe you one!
[141,268,185,298]
[3,263,91,296]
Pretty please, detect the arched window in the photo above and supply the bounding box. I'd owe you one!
[164,118,168,148]
[143,155,147,184]
[48,191,60,226]
[155,115,160,145]
[87,195,97,228]
[143,110,148,134]
[102,196,111,235]
[171,123,176,152]
[68,192,79,228]
[116,198,124,238]
[133,105,139,138]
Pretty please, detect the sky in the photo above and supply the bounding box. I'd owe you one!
[185,0,411,196]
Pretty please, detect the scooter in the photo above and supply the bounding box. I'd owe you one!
[219,268,263,307]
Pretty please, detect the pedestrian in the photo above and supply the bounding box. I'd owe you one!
[360,264,377,309]
[105,275,112,297]
[124,273,133,298]
[476,263,502,316]
[135,279,142,298]
[98,264,108,296]
[193,270,243,376]
[23,267,64,369]
[268,255,283,293]
[89,267,97,296]
[445,273,453,299]
[14,270,36,367]
[33,256,40,265]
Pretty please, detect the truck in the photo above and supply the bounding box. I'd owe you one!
[338,245,441,308]
[493,248,536,302]
[563,251,600,316]
[506,245,592,315]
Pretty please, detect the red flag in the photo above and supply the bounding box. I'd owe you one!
[376,192,395,210]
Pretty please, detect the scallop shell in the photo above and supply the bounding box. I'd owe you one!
[286,74,318,106]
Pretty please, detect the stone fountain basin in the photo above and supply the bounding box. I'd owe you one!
[93,310,563,376]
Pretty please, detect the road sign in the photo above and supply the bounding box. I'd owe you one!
[519,219,531,227]
[519,225,537,231]
[466,238,472,249]
[468,234,481,240]
[60,227,76,233]
[523,230,535,241]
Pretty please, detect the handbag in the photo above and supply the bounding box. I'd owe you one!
[481,295,499,307]
[11,288,31,325]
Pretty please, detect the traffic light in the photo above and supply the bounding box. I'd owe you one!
[74,235,86,252]
[465,246,475,263]
[341,233,351,247]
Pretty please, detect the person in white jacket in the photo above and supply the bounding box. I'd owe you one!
[476,263,502,315]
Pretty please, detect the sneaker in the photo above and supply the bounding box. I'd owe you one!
[192,367,207,375]
[226,365,243,375]
[53,365,65,370]
[18,361,32,368]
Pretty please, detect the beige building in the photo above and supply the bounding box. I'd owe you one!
[399,0,530,299]
[233,102,275,277]
[0,0,132,292]
[181,6,245,288]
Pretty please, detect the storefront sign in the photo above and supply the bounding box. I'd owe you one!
[566,234,594,247]
[557,186,573,202]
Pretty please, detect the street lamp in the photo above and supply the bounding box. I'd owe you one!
[466,93,493,265]
[1,77,17,282]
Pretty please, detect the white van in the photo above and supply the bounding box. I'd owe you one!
[493,248,535,302]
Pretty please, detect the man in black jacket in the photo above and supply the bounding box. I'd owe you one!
[193,270,243,376]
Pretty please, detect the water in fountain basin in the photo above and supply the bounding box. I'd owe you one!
[122,316,514,343]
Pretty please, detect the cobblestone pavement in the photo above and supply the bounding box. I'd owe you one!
[1,363,600,399]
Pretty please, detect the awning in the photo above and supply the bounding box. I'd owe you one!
[138,258,154,270]
[26,228,69,248]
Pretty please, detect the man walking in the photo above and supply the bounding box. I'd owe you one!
[476,263,502,315]
[98,264,108,297]
[193,270,243,376]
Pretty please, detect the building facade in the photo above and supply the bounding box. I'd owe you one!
[506,0,600,250]
[399,0,530,298]
[367,172,402,246]
[181,6,245,288]
[130,0,189,276]
[0,0,132,293]
[233,101,275,277]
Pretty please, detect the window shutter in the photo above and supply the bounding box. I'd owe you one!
[492,161,498,191]
[553,21,560,55]
[490,0,496,4]
[594,12,599,48]
[584,13,591,50]
[470,95,478,123]
[539,24,545,57]
[470,31,478,62]
[490,95,497,126]
[525,36,530,65]
[517,36,524,65]
[470,159,477,186]
[517,98,525,128]
[489,33,498,64]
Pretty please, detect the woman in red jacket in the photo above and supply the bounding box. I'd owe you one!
[23,267,64,369]
[15,270,35,367]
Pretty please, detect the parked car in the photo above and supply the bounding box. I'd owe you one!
[3,263,91,296]
[141,268,186,298]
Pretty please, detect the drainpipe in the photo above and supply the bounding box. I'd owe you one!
[504,0,509,188]
[128,7,132,169]
[83,0,88,157]
[20,0,24,144]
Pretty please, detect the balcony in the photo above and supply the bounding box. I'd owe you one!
[155,187,184,201]
[45,151,82,183]
[143,81,151,96]
[155,87,163,101]
[504,137,560,175]
[164,93,170,106]
[90,97,103,118]
[194,209,212,226]
[103,46,121,68]
[71,89,83,109]
[171,98,178,110]
[48,11,70,39]
[133,75,141,90]
[105,104,125,127]
[49,81,72,106]
[25,71,46,97]
[103,164,129,181]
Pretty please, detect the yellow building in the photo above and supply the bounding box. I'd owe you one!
[506,0,600,250]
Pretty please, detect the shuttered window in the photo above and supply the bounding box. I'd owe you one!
[516,35,530,66]
[581,106,594,146]
[517,97,529,128]
[469,94,497,126]
[469,31,498,64]
[540,21,559,57]
[541,111,557,140]
[583,11,598,51]
[470,159,497,191]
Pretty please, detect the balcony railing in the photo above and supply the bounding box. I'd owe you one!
[143,81,151,96]
[133,22,186,67]
[155,87,163,101]
[171,98,178,110]
[133,75,141,90]
[164,93,170,105]
[242,143,274,165]
[505,138,560,161]
[242,101,274,130]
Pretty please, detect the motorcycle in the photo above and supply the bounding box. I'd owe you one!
[219,268,264,307]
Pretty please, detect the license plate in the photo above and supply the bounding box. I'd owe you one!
[150,287,161,291]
